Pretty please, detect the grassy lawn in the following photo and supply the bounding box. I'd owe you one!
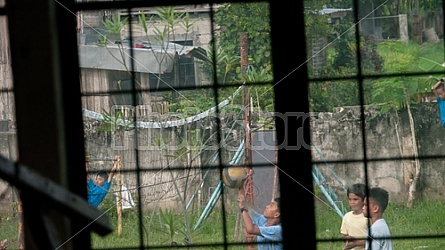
[1,198,445,249]
[316,198,445,249]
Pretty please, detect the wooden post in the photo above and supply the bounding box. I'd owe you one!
[117,158,123,236]
[412,15,422,44]
[240,32,253,204]
[240,31,255,250]
[412,0,422,44]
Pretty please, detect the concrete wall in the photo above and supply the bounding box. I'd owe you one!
[311,103,445,203]
[1,103,445,209]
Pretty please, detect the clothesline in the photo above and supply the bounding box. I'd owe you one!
[82,84,245,129]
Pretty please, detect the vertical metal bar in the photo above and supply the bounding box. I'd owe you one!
[270,1,316,249]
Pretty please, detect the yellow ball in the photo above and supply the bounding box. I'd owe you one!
[222,166,246,189]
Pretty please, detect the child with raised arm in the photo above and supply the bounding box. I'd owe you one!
[238,194,282,250]
[341,183,369,250]
[86,155,119,208]
[432,78,445,127]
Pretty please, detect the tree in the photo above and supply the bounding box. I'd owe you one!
[98,8,211,245]
[213,2,273,81]
[138,7,194,97]
[372,40,422,208]
[213,1,336,80]
[210,2,334,112]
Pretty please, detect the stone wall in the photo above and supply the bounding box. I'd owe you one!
[311,103,445,203]
[1,103,445,210]
[82,111,245,211]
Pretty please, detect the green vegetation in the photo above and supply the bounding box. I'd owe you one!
[310,40,445,113]
[316,198,445,250]
[0,199,246,249]
[2,198,445,248]
[213,2,273,81]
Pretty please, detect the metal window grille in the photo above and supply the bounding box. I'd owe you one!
[2,0,445,249]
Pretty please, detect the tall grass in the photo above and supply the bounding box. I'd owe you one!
[90,201,247,249]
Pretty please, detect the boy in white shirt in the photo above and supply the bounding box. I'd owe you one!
[341,183,369,250]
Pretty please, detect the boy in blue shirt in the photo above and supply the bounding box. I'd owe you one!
[362,187,393,250]
[238,194,282,250]
[86,156,119,208]
[433,78,445,127]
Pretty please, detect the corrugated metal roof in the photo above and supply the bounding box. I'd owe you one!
[79,42,211,73]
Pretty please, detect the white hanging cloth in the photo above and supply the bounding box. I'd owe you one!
[116,185,135,210]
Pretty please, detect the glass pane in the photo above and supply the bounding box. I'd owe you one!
[212,2,272,86]
[309,79,363,112]
[304,0,358,79]
[78,2,277,249]
[315,163,367,249]
[369,39,445,77]
[309,80,365,163]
